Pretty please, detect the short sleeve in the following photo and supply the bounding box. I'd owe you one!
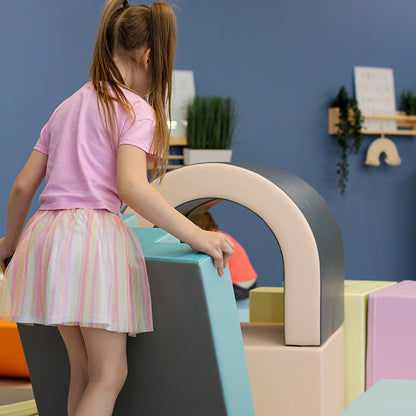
[119,117,155,154]
[119,98,156,155]
[34,124,49,155]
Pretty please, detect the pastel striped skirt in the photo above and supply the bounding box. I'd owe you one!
[0,209,153,336]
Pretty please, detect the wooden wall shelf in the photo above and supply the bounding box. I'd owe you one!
[147,136,188,171]
[168,136,187,169]
[169,136,187,146]
[328,108,416,136]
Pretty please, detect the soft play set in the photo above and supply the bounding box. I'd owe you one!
[0,163,414,415]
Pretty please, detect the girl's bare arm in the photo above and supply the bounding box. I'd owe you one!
[117,144,234,275]
[0,150,47,270]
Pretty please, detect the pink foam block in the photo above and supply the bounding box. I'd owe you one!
[367,280,416,389]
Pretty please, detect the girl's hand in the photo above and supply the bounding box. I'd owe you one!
[186,229,234,276]
[0,237,14,273]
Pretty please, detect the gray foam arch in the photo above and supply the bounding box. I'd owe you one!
[127,163,344,345]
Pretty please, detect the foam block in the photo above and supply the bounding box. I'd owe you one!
[18,228,255,416]
[249,287,284,324]
[341,379,416,415]
[0,320,29,378]
[242,323,344,416]
[367,280,416,389]
[122,213,138,228]
[126,162,345,346]
[248,281,398,409]
[343,280,396,408]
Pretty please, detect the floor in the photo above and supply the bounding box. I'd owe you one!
[0,377,37,415]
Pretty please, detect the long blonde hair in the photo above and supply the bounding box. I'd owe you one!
[89,0,177,180]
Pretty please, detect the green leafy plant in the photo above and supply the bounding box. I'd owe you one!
[330,86,364,195]
[186,96,238,149]
[399,90,416,115]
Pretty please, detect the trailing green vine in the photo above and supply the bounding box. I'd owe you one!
[330,86,364,195]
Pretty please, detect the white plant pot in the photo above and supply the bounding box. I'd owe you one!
[183,148,233,165]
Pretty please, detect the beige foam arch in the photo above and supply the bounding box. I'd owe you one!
[365,137,401,166]
[126,163,322,345]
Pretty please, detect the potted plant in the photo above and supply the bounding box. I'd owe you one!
[399,90,416,115]
[329,86,363,195]
[184,96,238,165]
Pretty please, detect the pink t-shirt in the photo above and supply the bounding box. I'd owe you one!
[34,82,155,216]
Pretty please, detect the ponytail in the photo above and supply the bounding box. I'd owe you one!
[147,3,177,179]
[90,0,134,154]
[90,1,177,180]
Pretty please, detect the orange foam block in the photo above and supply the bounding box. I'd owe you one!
[0,320,29,378]
[242,323,344,416]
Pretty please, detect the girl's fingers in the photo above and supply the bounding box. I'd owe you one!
[222,246,233,262]
[222,235,235,249]
[221,242,233,267]
[212,239,234,276]
[209,247,223,276]
[214,255,225,276]
[192,230,234,276]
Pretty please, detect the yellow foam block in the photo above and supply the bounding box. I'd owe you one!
[0,320,30,378]
[249,281,397,409]
[249,287,284,324]
[343,280,396,408]
[242,323,344,416]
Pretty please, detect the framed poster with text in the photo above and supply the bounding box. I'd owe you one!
[169,70,195,137]
[354,66,396,131]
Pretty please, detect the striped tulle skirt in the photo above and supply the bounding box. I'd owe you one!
[0,209,153,336]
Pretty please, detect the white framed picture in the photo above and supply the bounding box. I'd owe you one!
[354,66,396,131]
[169,70,195,137]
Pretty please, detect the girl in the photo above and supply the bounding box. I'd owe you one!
[0,1,233,415]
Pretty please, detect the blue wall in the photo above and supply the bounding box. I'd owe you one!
[1,0,415,286]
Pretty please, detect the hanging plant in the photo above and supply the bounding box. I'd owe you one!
[329,86,364,195]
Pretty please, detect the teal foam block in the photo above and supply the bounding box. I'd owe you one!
[341,379,416,415]
[122,227,255,416]
[236,298,250,322]
[18,227,254,416]
[122,213,138,227]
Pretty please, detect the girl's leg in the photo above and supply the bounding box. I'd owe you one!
[74,327,128,416]
[57,325,89,416]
